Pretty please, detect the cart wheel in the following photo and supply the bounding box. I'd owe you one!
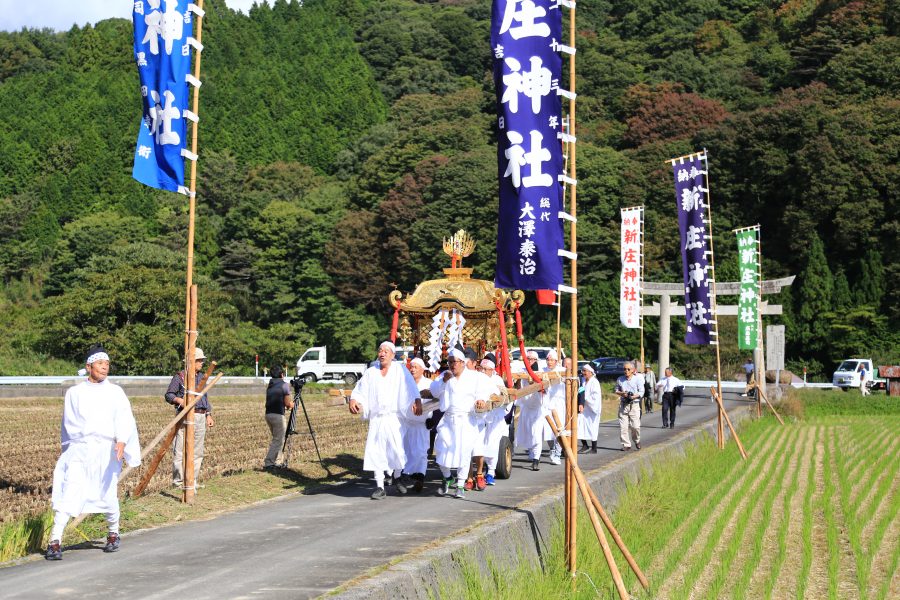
[495,436,513,479]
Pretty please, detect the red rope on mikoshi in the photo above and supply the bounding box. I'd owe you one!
[390,302,401,343]
[514,302,543,385]
[495,301,514,389]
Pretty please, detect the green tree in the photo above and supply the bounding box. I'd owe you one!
[795,233,833,357]
[854,248,885,308]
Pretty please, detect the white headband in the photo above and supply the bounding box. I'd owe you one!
[379,341,396,353]
[582,363,594,374]
[410,357,426,369]
[449,347,465,361]
[546,349,558,360]
[86,352,109,365]
[481,359,495,369]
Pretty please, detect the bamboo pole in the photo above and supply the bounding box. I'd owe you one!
[756,227,763,420]
[545,415,631,600]
[702,152,725,449]
[131,361,217,497]
[565,0,579,576]
[710,388,748,459]
[750,381,785,425]
[183,285,198,503]
[551,410,649,590]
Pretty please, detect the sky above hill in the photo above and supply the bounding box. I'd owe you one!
[0,1,270,32]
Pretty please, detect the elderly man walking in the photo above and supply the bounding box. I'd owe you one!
[615,361,643,451]
[656,367,683,429]
[543,349,566,465]
[577,363,602,453]
[515,350,553,471]
[46,345,141,560]
[401,357,432,492]
[349,341,421,500]
[480,354,509,486]
[428,347,495,498]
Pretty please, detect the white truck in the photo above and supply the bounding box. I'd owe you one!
[832,358,887,392]
[296,347,367,386]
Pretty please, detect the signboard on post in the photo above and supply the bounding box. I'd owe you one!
[766,325,785,371]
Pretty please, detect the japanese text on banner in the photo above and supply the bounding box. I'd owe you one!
[491,0,565,290]
[620,207,643,328]
[673,155,713,345]
[736,229,759,349]
[131,0,194,192]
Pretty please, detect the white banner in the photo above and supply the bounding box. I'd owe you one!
[620,207,643,328]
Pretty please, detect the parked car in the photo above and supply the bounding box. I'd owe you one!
[832,358,887,392]
[296,346,367,385]
[509,346,565,373]
[589,356,630,380]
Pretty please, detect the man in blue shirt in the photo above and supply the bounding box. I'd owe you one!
[615,362,643,451]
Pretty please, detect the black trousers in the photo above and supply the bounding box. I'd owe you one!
[662,392,677,426]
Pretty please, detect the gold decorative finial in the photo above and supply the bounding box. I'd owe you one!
[443,229,476,261]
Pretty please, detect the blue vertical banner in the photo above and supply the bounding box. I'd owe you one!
[131,0,198,192]
[491,0,565,290]
[672,153,714,345]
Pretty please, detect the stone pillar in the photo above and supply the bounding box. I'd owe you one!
[658,293,671,380]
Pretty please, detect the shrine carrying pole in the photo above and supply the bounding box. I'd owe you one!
[181,0,207,504]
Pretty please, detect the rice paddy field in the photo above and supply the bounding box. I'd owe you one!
[448,389,900,599]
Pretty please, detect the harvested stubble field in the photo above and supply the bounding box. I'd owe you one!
[449,390,899,599]
[0,391,367,526]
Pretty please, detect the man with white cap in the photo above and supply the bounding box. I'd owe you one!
[166,347,214,491]
[401,357,431,492]
[515,350,554,471]
[615,361,643,451]
[46,345,141,560]
[349,341,421,499]
[479,354,509,485]
[463,347,498,491]
[577,362,602,453]
[426,346,495,498]
[543,349,566,465]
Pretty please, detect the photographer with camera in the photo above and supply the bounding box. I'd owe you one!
[615,361,643,451]
[263,365,294,470]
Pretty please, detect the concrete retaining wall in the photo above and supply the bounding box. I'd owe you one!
[331,409,751,599]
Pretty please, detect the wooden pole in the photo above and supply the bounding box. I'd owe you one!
[551,410,649,590]
[710,388,748,459]
[756,227,763,419]
[702,152,724,449]
[131,362,217,497]
[750,381,785,425]
[565,0,579,577]
[639,207,645,369]
[183,285,198,503]
[545,415,631,599]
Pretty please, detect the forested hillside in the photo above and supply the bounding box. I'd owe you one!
[0,0,896,377]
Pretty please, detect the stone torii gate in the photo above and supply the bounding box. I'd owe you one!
[643,276,795,383]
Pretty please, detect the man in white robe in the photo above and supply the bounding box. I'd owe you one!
[542,349,566,465]
[401,357,431,493]
[46,346,141,560]
[577,363,602,453]
[515,351,554,471]
[426,347,493,498]
[480,356,510,486]
[349,341,421,500]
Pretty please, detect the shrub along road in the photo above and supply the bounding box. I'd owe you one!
[0,391,746,599]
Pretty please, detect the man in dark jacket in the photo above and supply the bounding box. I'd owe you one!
[264,365,294,469]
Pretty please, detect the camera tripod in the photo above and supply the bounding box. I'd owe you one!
[280,377,329,474]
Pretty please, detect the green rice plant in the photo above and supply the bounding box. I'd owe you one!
[832,424,868,597]
[0,509,51,562]
[822,427,841,600]
[729,426,802,600]
[762,423,811,599]
[669,424,793,599]
[796,424,820,599]
[875,525,900,600]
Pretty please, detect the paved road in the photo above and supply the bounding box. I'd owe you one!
[1,392,747,599]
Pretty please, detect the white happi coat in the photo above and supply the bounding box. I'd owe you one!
[51,379,141,516]
[479,373,510,460]
[402,375,432,474]
[515,373,554,452]
[577,376,602,441]
[351,362,420,474]
[431,369,495,471]
[542,366,566,437]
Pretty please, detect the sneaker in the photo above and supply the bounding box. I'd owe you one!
[45,540,62,561]
[635,442,641,450]
[438,477,452,496]
[395,478,408,495]
[475,475,487,491]
[549,454,561,465]
[412,473,424,493]
[485,474,496,486]
[531,459,540,471]
[455,486,466,499]
[370,487,386,500]
[464,478,474,491]
[104,532,120,553]
[577,446,590,454]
